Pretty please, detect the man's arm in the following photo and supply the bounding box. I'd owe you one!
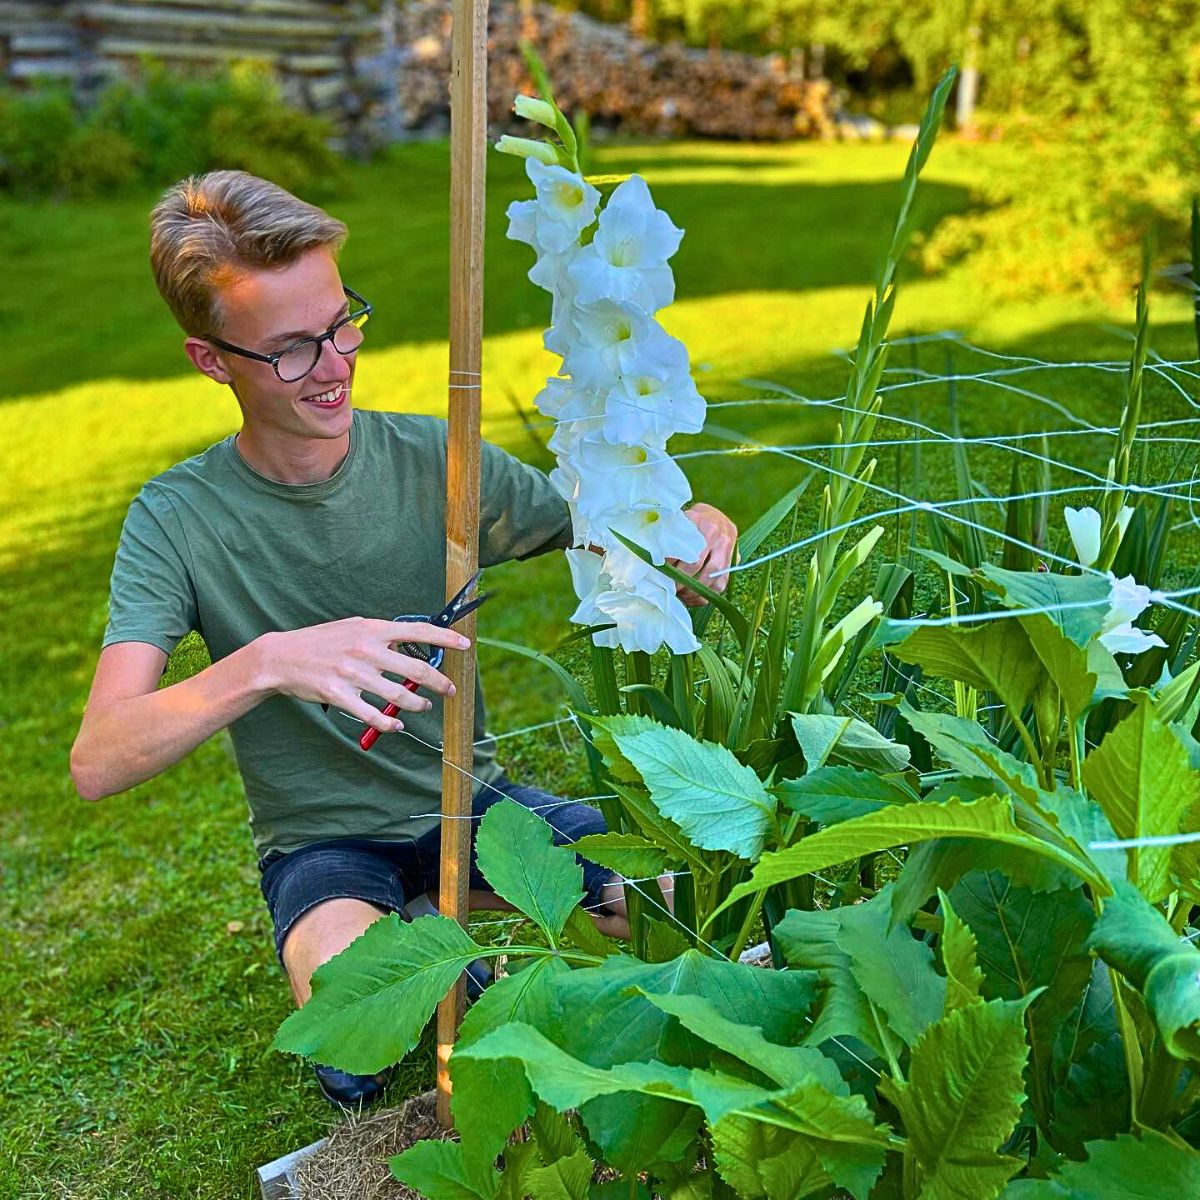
[70,640,273,801]
[70,619,470,802]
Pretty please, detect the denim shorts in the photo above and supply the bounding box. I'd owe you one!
[257,774,610,969]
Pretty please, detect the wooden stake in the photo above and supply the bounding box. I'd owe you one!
[437,0,489,1131]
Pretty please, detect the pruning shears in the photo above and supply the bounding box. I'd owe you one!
[325,569,491,752]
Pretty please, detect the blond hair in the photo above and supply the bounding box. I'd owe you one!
[150,171,347,337]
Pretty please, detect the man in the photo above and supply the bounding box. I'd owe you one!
[69,171,736,1108]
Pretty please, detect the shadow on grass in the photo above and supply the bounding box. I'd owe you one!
[2,140,976,402]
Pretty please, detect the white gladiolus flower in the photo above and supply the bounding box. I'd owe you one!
[567,175,681,313]
[1064,506,1102,568]
[570,435,692,521]
[595,570,699,654]
[495,135,559,165]
[1098,573,1166,656]
[505,162,599,255]
[1116,504,1135,541]
[605,505,707,564]
[604,368,705,446]
[501,142,707,655]
[514,94,558,128]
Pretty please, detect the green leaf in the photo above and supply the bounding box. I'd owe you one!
[590,714,776,860]
[272,915,484,1074]
[938,888,983,1012]
[897,703,1041,802]
[525,1147,594,1200]
[452,957,572,1165]
[875,620,1045,716]
[562,906,618,958]
[979,566,1111,648]
[390,1139,500,1200]
[1087,881,1200,1060]
[571,833,668,881]
[635,989,848,1093]
[948,871,1095,1129]
[476,799,584,945]
[790,713,912,774]
[714,797,1104,921]
[880,997,1033,1200]
[1082,694,1200,902]
[710,1118,829,1200]
[1001,1131,1200,1198]
[775,766,918,825]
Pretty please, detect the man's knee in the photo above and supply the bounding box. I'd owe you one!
[281,896,392,1005]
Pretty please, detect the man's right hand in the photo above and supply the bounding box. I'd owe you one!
[259,617,472,733]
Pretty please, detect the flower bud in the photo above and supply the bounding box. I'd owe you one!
[514,94,558,129]
[495,135,558,166]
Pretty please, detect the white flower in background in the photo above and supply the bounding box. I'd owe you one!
[1064,503,1135,568]
[1064,506,1102,568]
[501,114,706,654]
[1099,573,1166,656]
[567,175,682,314]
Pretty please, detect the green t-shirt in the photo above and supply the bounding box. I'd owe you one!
[102,409,572,858]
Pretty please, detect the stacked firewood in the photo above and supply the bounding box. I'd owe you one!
[384,0,834,141]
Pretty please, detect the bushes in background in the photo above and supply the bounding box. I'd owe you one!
[0,62,343,200]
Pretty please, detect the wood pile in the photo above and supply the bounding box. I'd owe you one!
[374,0,834,142]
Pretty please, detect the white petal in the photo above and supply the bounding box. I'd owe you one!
[1116,505,1135,542]
[1104,574,1155,631]
[1099,623,1167,655]
[1064,506,1102,568]
[506,199,539,247]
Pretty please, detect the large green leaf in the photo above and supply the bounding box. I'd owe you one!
[571,833,668,880]
[635,990,847,1094]
[715,796,1104,919]
[1001,1131,1200,1198]
[775,765,918,826]
[880,996,1033,1200]
[710,1117,829,1200]
[451,957,572,1166]
[272,914,484,1074]
[875,619,1045,715]
[462,1023,887,1200]
[528,950,815,1173]
[948,871,1095,1130]
[389,1139,500,1200]
[1087,881,1200,1060]
[1082,694,1200,902]
[590,714,776,860]
[978,566,1111,648]
[898,703,1041,804]
[476,799,584,945]
[790,713,912,774]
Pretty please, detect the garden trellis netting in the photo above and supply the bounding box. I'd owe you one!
[274,67,1200,1198]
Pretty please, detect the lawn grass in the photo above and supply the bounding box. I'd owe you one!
[2,136,1196,1197]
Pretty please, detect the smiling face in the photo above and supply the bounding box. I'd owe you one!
[184,247,358,470]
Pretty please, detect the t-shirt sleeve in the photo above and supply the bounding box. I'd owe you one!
[101,487,200,656]
[477,438,573,567]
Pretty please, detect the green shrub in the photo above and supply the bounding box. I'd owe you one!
[0,61,343,200]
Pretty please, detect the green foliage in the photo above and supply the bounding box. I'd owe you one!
[0,62,340,199]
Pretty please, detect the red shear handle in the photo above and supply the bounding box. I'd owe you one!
[359,678,422,751]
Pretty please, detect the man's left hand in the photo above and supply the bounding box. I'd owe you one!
[670,503,738,608]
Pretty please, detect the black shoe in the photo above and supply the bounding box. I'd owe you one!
[464,957,493,1002]
[313,1062,396,1109]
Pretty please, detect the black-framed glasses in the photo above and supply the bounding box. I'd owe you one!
[207,287,373,384]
